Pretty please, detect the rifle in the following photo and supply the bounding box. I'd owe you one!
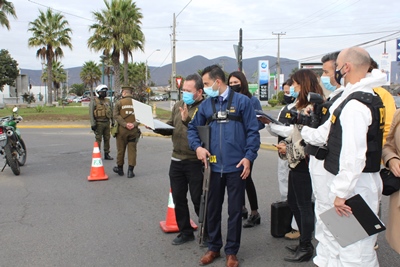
[197,125,211,245]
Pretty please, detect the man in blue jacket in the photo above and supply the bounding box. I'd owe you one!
[187,65,260,267]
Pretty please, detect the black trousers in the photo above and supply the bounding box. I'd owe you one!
[287,169,314,244]
[243,162,258,211]
[169,159,203,235]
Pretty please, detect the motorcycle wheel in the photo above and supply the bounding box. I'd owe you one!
[5,143,20,175]
[17,138,27,166]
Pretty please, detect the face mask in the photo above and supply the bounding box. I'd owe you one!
[204,81,218,98]
[321,76,336,92]
[230,84,241,93]
[289,86,298,98]
[284,94,295,104]
[334,65,345,85]
[182,91,195,105]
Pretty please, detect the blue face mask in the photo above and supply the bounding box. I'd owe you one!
[204,81,218,98]
[289,86,299,98]
[321,76,336,92]
[182,91,195,105]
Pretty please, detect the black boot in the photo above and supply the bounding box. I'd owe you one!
[285,244,299,253]
[284,241,314,262]
[113,165,124,176]
[243,213,261,228]
[104,153,113,160]
[127,165,135,178]
[242,207,248,219]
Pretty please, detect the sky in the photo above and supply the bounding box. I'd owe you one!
[2,0,400,71]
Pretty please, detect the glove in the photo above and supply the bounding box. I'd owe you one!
[91,125,97,131]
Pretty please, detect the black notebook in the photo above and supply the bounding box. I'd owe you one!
[320,194,386,247]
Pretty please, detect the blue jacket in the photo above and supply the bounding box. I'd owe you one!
[250,96,265,130]
[187,89,260,174]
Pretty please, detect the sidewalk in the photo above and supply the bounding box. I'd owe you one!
[19,120,277,151]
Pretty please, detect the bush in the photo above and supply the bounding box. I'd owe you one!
[277,91,285,104]
[35,105,45,113]
[268,98,279,107]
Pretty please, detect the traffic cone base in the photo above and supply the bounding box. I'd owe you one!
[88,142,108,181]
[160,189,198,233]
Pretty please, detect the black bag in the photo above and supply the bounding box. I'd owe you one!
[380,168,400,196]
[270,201,293,238]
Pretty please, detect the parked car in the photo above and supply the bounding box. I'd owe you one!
[394,96,400,109]
[72,96,83,103]
[65,95,77,103]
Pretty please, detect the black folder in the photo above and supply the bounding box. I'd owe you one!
[320,194,386,247]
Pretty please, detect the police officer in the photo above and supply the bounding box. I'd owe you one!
[112,86,140,178]
[90,84,113,160]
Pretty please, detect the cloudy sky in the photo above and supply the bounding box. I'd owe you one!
[3,0,400,71]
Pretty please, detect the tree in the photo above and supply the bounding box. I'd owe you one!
[0,0,17,30]
[42,61,67,100]
[0,49,18,92]
[80,60,101,105]
[69,83,86,96]
[88,0,145,92]
[28,8,72,104]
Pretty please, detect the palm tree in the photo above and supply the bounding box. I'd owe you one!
[28,8,72,104]
[42,60,67,101]
[80,61,101,105]
[0,0,17,30]
[88,0,145,91]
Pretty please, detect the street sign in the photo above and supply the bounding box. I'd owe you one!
[397,39,400,50]
[146,88,151,93]
[397,52,400,62]
[176,77,182,88]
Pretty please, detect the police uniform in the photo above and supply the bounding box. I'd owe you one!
[113,91,140,177]
[90,96,113,159]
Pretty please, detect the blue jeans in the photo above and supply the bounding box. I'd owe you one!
[287,169,314,243]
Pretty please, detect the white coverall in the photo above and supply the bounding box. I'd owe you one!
[302,69,386,266]
[266,102,298,231]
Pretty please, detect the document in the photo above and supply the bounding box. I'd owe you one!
[320,194,386,247]
[133,100,174,130]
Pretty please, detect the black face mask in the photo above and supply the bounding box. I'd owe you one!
[98,91,107,98]
[334,65,345,85]
[230,84,241,92]
[284,95,295,104]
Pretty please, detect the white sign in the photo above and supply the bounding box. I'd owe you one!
[380,53,391,85]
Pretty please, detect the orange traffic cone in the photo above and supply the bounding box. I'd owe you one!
[87,142,108,181]
[160,188,198,233]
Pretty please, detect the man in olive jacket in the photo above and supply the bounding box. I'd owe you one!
[154,74,205,245]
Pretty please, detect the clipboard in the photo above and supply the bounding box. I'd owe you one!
[255,110,283,125]
[320,194,385,247]
[133,100,174,130]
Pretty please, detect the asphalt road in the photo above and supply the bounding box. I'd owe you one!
[0,128,399,267]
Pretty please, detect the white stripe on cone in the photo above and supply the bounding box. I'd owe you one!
[167,191,175,209]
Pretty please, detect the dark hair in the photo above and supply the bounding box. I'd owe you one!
[185,73,204,91]
[282,78,292,87]
[291,69,324,110]
[321,51,340,64]
[201,64,226,83]
[227,71,251,98]
[369,57,378,72]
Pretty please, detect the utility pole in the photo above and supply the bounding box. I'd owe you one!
[171,13,177,99]
[272,32,286,91]
[238,28,243,72]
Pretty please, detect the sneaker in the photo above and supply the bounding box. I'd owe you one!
[172,233,195,245]
[285,229,300,240]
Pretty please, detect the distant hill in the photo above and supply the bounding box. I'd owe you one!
[21,55,400,87]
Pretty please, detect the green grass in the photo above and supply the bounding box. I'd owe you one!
[0,105,172,121]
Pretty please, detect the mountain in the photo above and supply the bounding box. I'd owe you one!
[20,55,298,87]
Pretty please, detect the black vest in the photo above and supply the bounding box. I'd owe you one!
[305,91,343,156]
[277,104,297,142]
[324,91,385,175]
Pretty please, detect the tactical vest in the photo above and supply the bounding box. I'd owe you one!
[94,97,111,120]
[324,91,385,175]
[305,91,343,156]
[119,97,136,123]
[277,104,297,142]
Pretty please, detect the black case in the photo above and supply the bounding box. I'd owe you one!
[270,201,293,238]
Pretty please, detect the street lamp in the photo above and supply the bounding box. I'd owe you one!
[100,55,106,84]
[145,49,160,104]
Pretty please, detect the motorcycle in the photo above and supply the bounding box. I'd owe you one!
[0,107,27,175]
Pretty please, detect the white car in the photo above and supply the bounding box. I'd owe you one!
[72,96,83,103]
